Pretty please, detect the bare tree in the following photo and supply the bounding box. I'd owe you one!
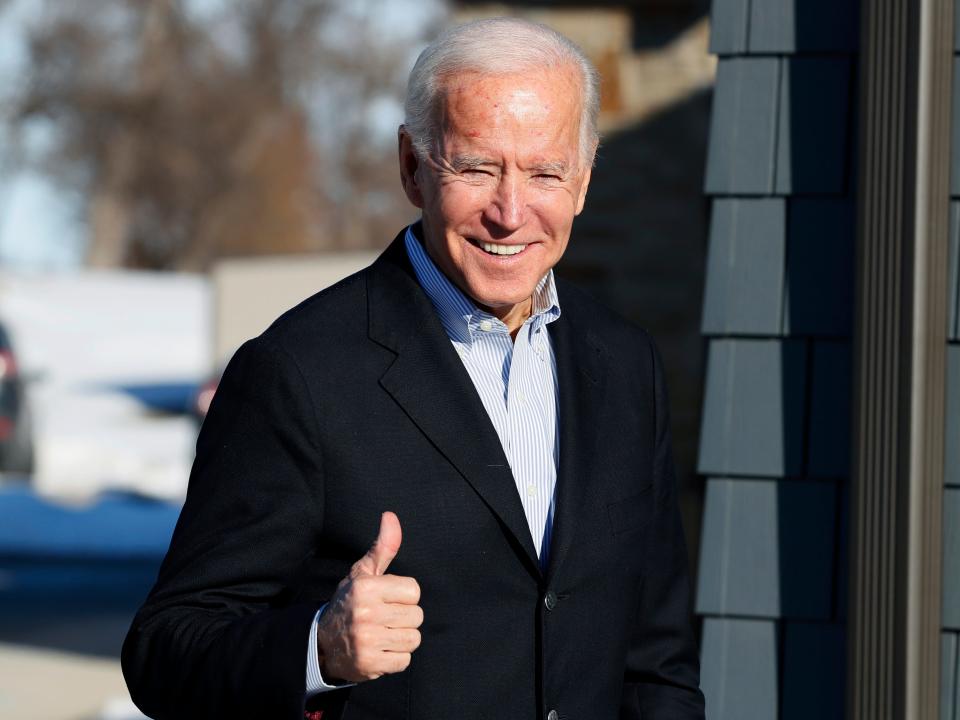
[8,0,446,270]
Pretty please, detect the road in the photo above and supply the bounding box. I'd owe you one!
[0,487,178,719]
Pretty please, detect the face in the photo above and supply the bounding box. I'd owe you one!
[399,66,593,324]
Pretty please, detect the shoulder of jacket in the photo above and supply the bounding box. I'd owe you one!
[555,276,654,350]
[256,266,371,346]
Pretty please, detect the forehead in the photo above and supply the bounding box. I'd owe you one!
[435,67,582,157]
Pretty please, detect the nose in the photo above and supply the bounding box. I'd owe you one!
[484,173,526,233]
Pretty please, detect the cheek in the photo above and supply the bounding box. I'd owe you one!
[443,184,492,212]
[530,195,578,234]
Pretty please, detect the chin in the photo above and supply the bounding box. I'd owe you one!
[468,284,537,311]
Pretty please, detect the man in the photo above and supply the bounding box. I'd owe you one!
[123,17,704,720]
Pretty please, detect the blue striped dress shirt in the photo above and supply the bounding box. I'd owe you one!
[306,225,562,695]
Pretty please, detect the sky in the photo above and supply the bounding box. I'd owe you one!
[0,0,446,272]
[0,0,85,270]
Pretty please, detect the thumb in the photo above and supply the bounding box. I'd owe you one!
[355,511,402,576]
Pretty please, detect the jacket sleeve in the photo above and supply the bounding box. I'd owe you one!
[619,336,705,719]
[121,336,350,720]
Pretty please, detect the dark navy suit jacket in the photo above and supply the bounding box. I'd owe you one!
[122,230,705,719]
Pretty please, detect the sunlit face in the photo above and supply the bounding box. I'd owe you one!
[399,66,593,327]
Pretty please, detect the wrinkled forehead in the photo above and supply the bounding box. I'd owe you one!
[433,66,584,143]
[435,63,583,122]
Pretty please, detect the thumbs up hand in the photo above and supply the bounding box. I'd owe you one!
[316,512,423,683]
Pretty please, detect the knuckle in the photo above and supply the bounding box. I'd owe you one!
[353,575,372,592]
[355,649,377,675]
[343,584,360,606]
[357,627,376,648]
[346,625,366,648]
[348,562,368,581]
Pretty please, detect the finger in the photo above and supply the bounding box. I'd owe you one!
[379,627,421,653]
[378,603,424,629]
[376,575,421,604]
[353,511,402,577]
[381,651,412,674]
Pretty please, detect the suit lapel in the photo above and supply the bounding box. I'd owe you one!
[545,293,608,585]
[367,236,542,576]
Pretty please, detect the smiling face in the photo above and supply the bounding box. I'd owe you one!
[399,65,593,330]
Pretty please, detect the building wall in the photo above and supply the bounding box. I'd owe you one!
[695,1,860,717]
[211,252,378,363]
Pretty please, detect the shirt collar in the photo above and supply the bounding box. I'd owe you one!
[404,224,561,345]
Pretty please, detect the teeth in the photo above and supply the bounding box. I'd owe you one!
[480,242,527,256]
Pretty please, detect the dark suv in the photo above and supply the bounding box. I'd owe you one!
[0,322,33,475]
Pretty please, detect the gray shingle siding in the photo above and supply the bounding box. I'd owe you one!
[749,0,858,54]
[697,338,807,477]
[948,346,960,488]
[807,341,852,478]
[781,622,846,720]
[774,58,852,195]
[942,633,958,720]
[696,478,836,619]
[782,199,855,337]
[947,5,960,716]
[702,199,786,336]
[700,618,779,720]
[710,0,859,55]
[953,57,960,198]
[708,0,750,55]
[704,58,780,194]
[950,202,959,340]
[946,489,960,631]
[704,57,853,197]
[698,0,859,715]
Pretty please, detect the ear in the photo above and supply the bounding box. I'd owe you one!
[574,164,592,216]
[398,126,425,209]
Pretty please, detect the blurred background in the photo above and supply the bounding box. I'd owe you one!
[0,1,715,717]
[5,0,959,718]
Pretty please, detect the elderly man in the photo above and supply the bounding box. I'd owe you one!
[123,17,704,720]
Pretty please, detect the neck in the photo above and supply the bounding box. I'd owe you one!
[480,298,533,340]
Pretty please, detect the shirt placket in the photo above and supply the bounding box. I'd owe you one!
[507,322,543,557]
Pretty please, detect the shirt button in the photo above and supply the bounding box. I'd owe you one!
[544,590,558,611]
[479,319,493,332]
[547,710,559,720]
[526,484,537,497]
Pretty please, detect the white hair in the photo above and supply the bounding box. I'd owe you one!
[403,17,601,168]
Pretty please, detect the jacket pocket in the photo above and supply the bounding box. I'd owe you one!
[606,483,654,536]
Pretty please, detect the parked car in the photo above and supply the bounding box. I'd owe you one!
[0,322,33,475]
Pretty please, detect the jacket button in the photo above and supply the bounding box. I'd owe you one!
[547,710,559,720]
[544,590,558,611]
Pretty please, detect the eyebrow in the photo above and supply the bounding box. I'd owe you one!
[449,156,570,176]
[450,155,495,171]
[528,161,569,176]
